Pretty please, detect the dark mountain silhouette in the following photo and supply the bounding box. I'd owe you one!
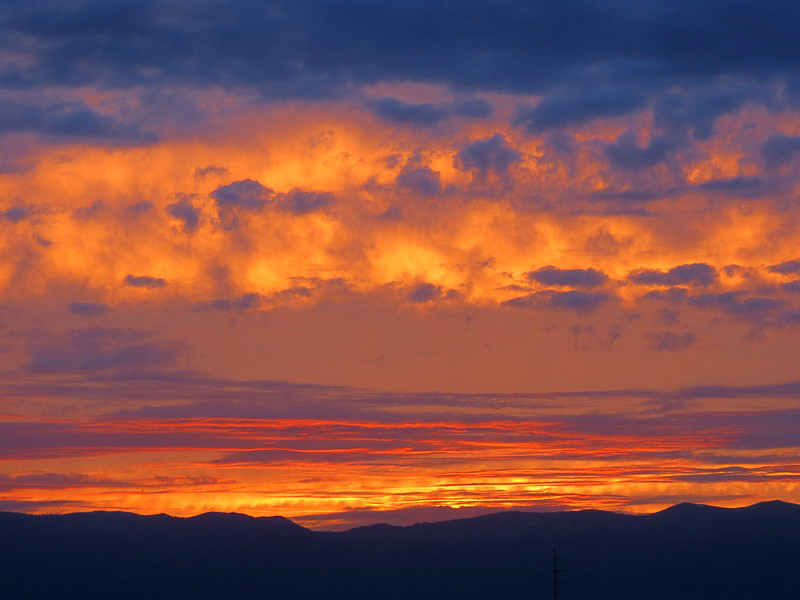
[1,501,799,599]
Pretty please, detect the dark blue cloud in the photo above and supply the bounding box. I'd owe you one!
[687,291,784,318]
[629,264,717,287]
[1,0,799,138]
[166,196,200,232]
[0,97,155,142]
[67,302,110,317]
[768,259,800,276]
[408,283,442,303]
[368,97,446,126]
[646,331,696,351]
[1,204,42,222]
[761,134,800,167]
[605,132,680,170]
[279,189,334,214]
[212,179,273,213]
[782,281,800,294]
[26,327,178,373]
[504,290,610,312]
[454,133,521,175]
[652,88,752,140]
[514,85,647,132]
[643,287,689,303]
[124,274,167,288]
[395,167,441,197]
[527,266,608,288]
[451,98,493,119]
[192,293,262,312]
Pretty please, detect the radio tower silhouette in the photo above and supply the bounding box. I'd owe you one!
[552,547,566,600]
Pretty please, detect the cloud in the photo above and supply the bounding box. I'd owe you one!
[768,259,800,276]
[653,88,751,140]
[514,84,647,132]
[605,132,680,170]
[408,283,442,303]
[454,133,521,175]
[212,178,273,211]
[1,204,43,222]
[368,97,447,126]
[67,302,110,317]
[504,290,610,312]
[26,327,179,373]
[687,291,784,319]
[166,196,200,232]
[395,167,441,197]
[0,97,155,142]
[761,134,800,167]
[192,293,263,312]
[527,266,608,288]
[124,274,167,288]
[278,189,334,214]
[629,264,717,287]
[646,331,697,351]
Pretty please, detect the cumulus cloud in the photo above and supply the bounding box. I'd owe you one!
[454,133,521,175]
[26,328,179,373]
[605,132,681,170]
[629,264,717,287]
[646,331,697,351]
[124,274,167,288]
[515,84,647,132]
[768,259,800,276]
[67,302,110,317]
[278,189,334,214]
[761,134,800,167]
[368,97,447,126]
[527,266,608,288]
[395,167,441,197]
[166,196,201,232]
[504,290,610,312]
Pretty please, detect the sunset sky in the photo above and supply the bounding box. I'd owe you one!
[1,0,800,529]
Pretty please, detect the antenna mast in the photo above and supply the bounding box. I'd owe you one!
[552,547,563,600]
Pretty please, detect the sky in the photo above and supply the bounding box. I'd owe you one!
[1,0,800,530]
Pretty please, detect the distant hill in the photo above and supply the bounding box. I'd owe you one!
[1,501,799,599]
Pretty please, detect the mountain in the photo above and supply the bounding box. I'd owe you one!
[1,502,799,599]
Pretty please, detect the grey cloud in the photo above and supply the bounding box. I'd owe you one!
[395,167,441,197]
[212,179,274,213]
[408,282,442,303]
[1,204,43,222]
[454,133,521,175]
[194,164,229,180]
[368,97,492,127]
[761,134,800,167]
[26,327,178,373]
[768,259,800,275]
[605,132,681,170]
[782,281,800,294]
[629,263,717,287]
[124,274,167,288]
[527,265,608,288]
[368,97,446,126]
[514,84,647,132]
[646,331,696,351]
[504,290,610,312]
[643,287,689,303]
[279,189,334,214]
[687,291,784,318]
[653,88,751,139]
[67,302,110,317]
[192,293,263,312]
[166,196,200,232]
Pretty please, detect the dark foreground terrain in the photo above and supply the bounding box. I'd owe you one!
[1,501,799,599]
